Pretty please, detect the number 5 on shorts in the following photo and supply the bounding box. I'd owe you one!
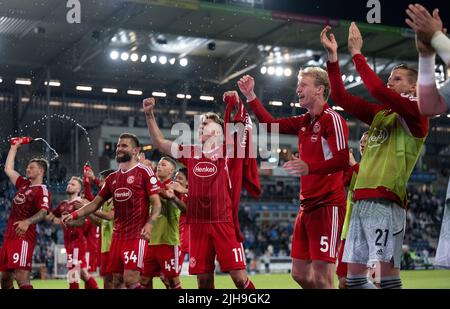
[320,236,329,253]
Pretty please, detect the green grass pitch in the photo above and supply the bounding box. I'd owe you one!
[29,270,450,289]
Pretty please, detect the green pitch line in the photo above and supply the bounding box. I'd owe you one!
[28,270,450,289]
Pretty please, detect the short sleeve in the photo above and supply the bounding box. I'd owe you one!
[98,177,112,200]
[36,186,50,213]
[143,168,162,196]
[15,176,28,189]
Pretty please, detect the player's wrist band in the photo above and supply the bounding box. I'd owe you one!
[418,55,436,86]
[431,31,450,66]
[72,211,79,220]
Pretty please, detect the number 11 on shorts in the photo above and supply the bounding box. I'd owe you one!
[232,247,244,262]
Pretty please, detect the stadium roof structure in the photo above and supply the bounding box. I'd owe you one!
[0,0,443,101]
[0,0,450,156]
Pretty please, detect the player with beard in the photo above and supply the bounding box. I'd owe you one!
[1,139,50,289]
[63,133,162,289]
[48,177,99,289]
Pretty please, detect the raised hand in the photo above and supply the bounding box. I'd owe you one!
[415,34,435,56]
[237,75,256,101]
[143,97,156,114]
[406,4,444,44]
[223,91,240,104]
[320,25,338,62]
[348,22,363,57]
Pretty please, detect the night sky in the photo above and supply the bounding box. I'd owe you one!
[207,0,450,28]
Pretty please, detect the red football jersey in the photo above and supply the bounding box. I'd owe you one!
[178,146,233,224]
[5,177,50,243]
[249,99,349,211]
[98,163,161,240]
[53,198,87,247]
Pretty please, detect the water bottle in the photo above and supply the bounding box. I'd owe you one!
[10,137,33,145]
[84,162,93,175]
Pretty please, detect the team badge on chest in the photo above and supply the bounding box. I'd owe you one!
[313,122,321,134]
[127,176,135,184]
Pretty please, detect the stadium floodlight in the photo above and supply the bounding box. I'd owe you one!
[159,56,167,64]
[284,68,292,77]
[152,91,167,97]
[120,52,129,61]
[200,95,214,101]
[260,66,267,75]
[169,58,176,65]
[44,80,61,87]
[341,74,346,81]
[150,56,157,63]
[93,104,107,110]
[347,75,354,83]
[102,88,118,94]
[356,76,362,83]
[275,67,283,76]
[15,78,32,85]
[141,55,147,62]
[177,94,192,99]
[267,66,275,75]
[130,53,139,62]
[76,85,92,91]
[127,90,143,96]
[110,50,119,60]
[179,58,188,67]
[269,101,283,106]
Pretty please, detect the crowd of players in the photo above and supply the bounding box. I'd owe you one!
[1,4,450,289]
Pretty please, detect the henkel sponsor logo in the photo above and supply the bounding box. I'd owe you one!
[13,193,26,204]
[114,188,132,202]
[193,162,217,178]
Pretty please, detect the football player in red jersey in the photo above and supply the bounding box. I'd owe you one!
[1,139,50,289]
[63,133,162,289]
[48,177,99,289]
[144,97,255,289]
[238,68,349,288]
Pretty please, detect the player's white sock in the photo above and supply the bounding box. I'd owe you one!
[380,276,402,289]
[346,274,377,289]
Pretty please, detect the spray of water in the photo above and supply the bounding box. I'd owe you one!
[33,138,59,161]
[0,113,94,159]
